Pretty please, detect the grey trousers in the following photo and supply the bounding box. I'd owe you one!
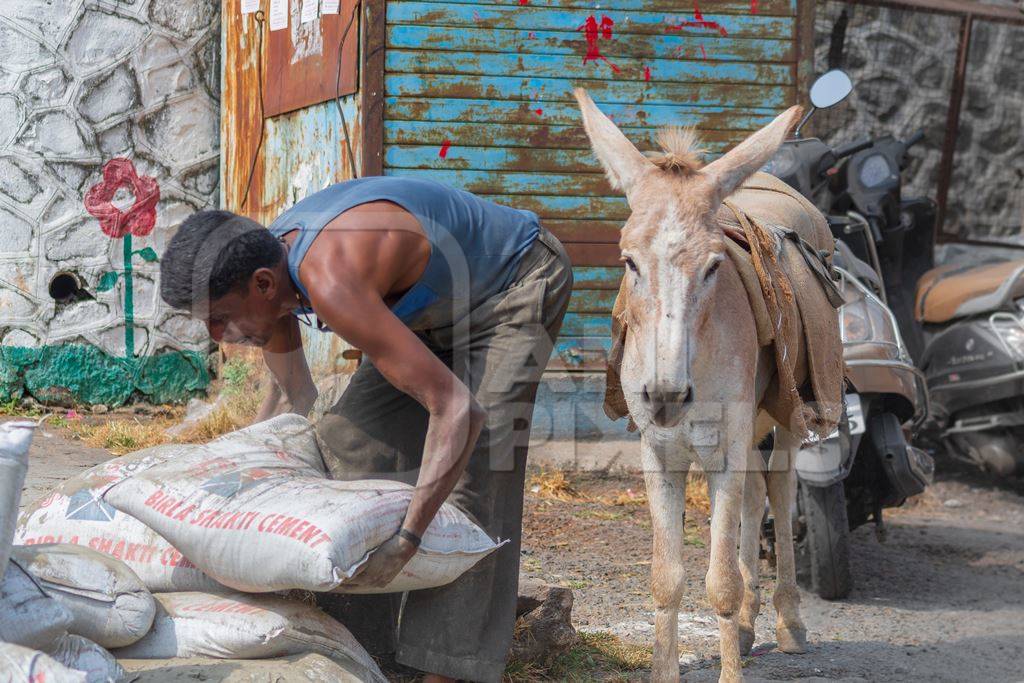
[314,229,572,682]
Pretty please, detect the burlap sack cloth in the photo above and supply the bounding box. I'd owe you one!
[604,172,845,442]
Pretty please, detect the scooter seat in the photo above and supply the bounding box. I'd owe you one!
[915,259,1024,323]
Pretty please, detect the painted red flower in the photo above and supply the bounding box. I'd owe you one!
[84,158,160,238]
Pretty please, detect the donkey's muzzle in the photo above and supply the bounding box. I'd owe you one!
[642,383,693,428]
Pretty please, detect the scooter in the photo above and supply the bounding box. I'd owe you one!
[762,70,934,599]
[831,131,1024,476]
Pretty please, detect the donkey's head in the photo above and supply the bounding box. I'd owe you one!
[575,89,801,429]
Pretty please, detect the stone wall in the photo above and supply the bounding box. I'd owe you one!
[0,0,220,405]
[813,1,1024,241]
[812,2,958,214]
[947,18,1024,240]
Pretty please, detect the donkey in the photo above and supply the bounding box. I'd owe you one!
[574,89,810,682]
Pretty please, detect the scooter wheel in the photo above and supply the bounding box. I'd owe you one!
[797,480,853,600]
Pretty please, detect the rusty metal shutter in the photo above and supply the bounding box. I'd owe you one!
[380,0,813,371]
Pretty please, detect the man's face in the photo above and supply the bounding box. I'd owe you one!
[206,274,280,347]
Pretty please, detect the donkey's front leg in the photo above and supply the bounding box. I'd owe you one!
[706,462,747,683]
[737,447,766,656]
[641,435,689,682]
[767,430,807,653]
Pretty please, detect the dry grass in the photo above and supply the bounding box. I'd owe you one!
[685,469,711,515]
[173,399,259,444]
[174,357,263,443]
[504,631,651,681]
[600,487,647,507]
[531,467,711,517]
[70,419,171,455]
[69,396,259,455]
[529,469,590,503]
[65,357,266,455]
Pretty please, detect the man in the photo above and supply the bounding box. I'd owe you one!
[159,175,572,682]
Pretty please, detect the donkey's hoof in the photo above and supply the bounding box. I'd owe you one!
[738,627,756,656]
[717,669,743,683]
[776,625,807,654]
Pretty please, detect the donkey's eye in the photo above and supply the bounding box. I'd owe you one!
[703,259,722,282]
[623,255,640,275]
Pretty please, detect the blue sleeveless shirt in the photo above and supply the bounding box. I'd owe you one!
[267,176,540,330]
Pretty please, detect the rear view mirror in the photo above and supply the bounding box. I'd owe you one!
[810,70,853,110]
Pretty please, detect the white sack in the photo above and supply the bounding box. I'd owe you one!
[48,635,125,683]
[113,591,386,683]
[0,642,87,683]
[104,452,502,592]
[0,559,72,652]
[0,421,35,574]
[12,543,155,649]
[14,443,220,594]
[15,416,320,593]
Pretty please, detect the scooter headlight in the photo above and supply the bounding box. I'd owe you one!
[841,300,871,343]
[991,318,1024,360]
[867,298,899,345]
[841,293,900,345]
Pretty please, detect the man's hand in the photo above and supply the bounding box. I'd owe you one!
[346,534,418,589]
[254,376,317,423]
[258,315,317,423]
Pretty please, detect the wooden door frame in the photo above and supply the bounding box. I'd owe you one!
[360,0,386,177]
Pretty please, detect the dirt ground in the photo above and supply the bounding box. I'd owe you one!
[13,420,1024,682]
[522,467,1024,682]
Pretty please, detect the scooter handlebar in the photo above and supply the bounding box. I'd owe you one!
[833,138,873,160]
[905,129,925,149]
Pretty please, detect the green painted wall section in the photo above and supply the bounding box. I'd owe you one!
[0,345,210,407]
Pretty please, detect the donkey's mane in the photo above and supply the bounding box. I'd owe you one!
[648,126,706,175]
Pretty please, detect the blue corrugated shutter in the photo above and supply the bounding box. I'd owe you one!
[383,0,805,370]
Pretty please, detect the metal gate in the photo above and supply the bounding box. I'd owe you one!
[815,0,1024,245]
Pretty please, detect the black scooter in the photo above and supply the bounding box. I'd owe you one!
[824,105,1024,476]
[762,70,933,599]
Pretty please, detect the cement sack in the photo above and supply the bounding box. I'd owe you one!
[48,635,125,683]
[15,415,321,592]
[14,443,220,594]
[114,591,386,683]
[0,559,72,652]
[0,421,35,575]
[104,450,502,592]
[0,643,87,683]
[11,544,155,649]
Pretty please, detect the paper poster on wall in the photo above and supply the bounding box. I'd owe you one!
[241,0,259,13]
[322,0,339,13]
[269,0,288,30]
[263,0,358,116]
[301,0,318,23]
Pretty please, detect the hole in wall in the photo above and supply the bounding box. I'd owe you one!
[48,271,93,305]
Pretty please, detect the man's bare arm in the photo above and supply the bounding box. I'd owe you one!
[308,280,485,540]
[257,314,317,421]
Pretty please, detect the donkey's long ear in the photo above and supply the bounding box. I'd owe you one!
[701,105,803,204]
[574,88,652,199]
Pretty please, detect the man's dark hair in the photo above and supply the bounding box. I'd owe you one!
[160,210,283,311]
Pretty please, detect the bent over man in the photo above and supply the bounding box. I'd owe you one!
[159,175,573,682]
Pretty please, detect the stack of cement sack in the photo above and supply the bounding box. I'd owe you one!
[1,421,125,681]
[7,414,504,681]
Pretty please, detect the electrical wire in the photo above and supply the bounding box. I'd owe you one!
[240,10,267,211]
[241,3,359,206]
[335,0,361,180]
